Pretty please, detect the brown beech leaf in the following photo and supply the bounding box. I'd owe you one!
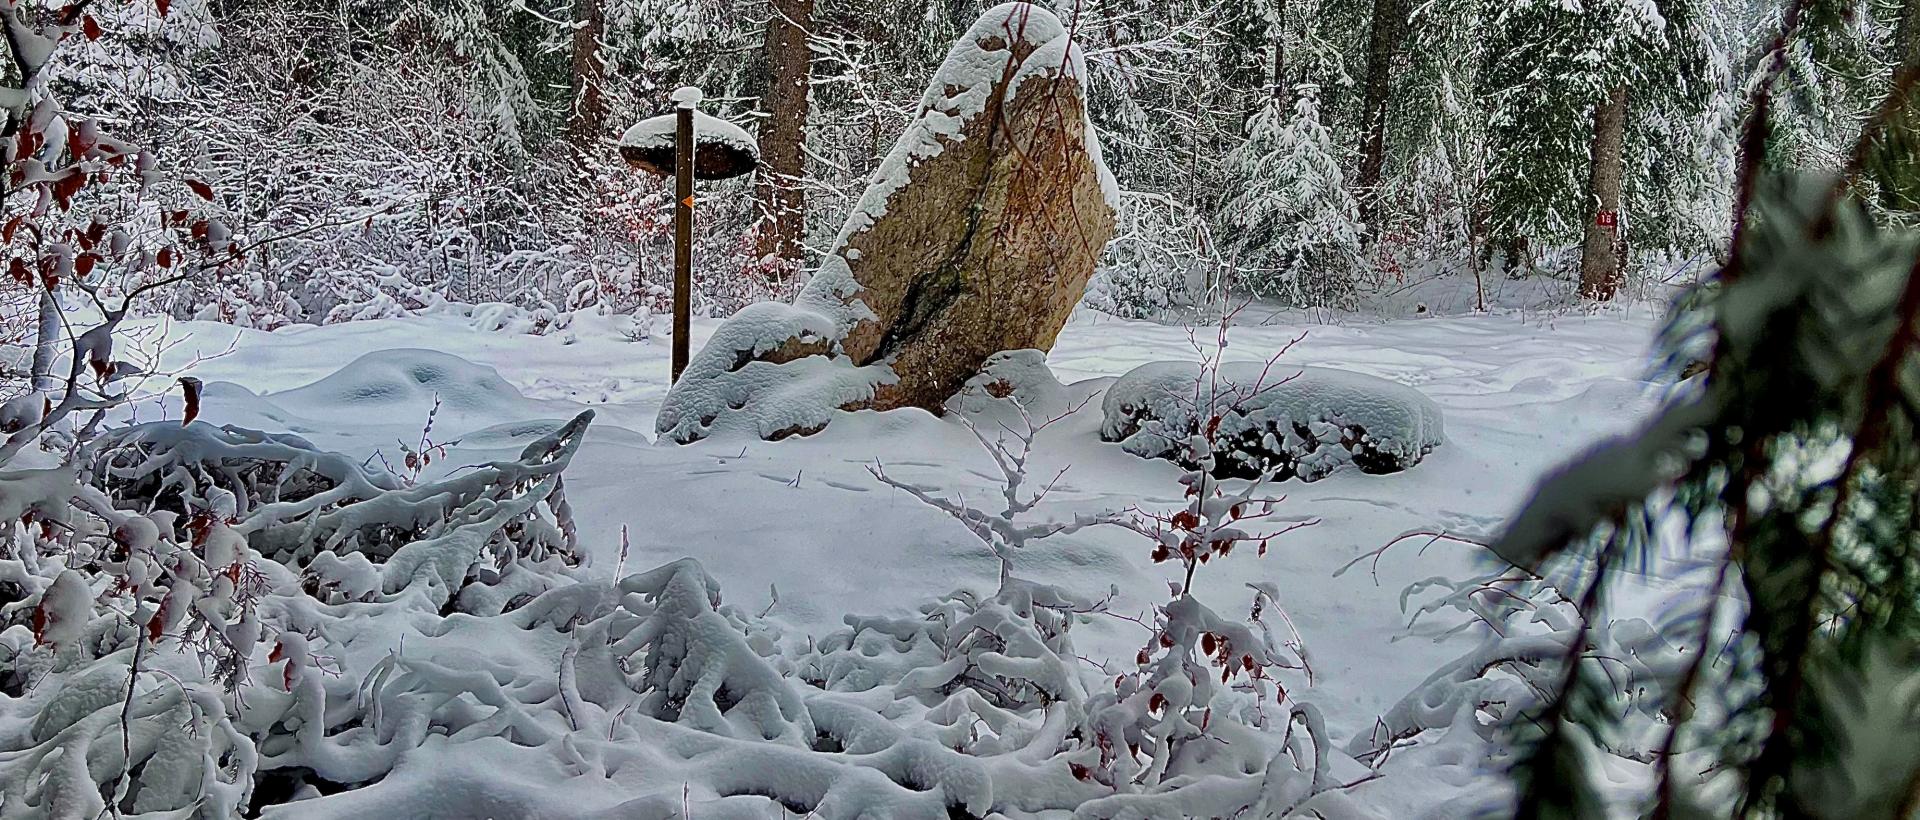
[180,377,202,426]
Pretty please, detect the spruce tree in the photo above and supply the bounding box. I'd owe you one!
[1494,76,1920,817]
[1223,85,1367,308]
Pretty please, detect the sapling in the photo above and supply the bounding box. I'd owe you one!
[1082,291,1320,791]
[869,396,1114,589]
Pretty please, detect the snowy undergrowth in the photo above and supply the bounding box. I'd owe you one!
[4,393,1370,818]
[1,304,1670,816]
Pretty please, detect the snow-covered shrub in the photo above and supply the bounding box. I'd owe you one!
[872,397,1113,587]
[1339,542,1698,819]
[1086,192,1213,319]
[863,370,1372,814]
[1086,416,1319,791]
[1102,361,1445,481]
[10,379,1414,818]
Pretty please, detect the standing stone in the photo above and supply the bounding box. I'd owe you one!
[657,2,1119,443]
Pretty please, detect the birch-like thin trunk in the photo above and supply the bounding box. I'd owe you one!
[31,287,59,392]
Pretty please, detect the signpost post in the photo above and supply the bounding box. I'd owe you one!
[619,86,760,384]
[673,94,695,384]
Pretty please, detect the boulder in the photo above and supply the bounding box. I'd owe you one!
[1101,362,1445,482]
[656,2,1119,444]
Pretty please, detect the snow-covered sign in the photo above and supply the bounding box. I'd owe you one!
[618,109,759,181]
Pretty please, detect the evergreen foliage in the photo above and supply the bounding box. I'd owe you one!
[1223,86,1367,308]
[1491,97,1920,819]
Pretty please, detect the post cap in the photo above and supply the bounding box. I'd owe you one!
[619,109,760,180]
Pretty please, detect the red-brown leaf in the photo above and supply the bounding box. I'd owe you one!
[81,15,102,41]
[66,124,95,159]
[52,173,85,210]
[180,377,202,426]
[186,179,214,201]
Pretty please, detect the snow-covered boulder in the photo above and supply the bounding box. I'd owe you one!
[656,2,1119,444]
[1101,362,1445,481]
[945,349,1073,419]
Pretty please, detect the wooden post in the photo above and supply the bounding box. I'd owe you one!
[672,99,695,383]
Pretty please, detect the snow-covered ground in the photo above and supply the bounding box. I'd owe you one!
[126,303,1666,759]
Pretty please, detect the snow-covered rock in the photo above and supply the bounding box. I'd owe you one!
[1101,361,1445,481]
[655,2,1118,443]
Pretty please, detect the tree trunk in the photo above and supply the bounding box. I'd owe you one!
[1271,0,1286,101]
[1503,233,1530,279]
[1354,0,1411,230]
[1897,0,1918,66]
[567,0,607,148]
[1578,84,1629,301]
[756,0,813,278]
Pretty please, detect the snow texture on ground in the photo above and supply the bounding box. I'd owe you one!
[119,304,1666,763]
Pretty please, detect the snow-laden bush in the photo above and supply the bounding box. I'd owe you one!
[1325,526,1710,816]
[1085,192,1213,320]
[1102,360,1445,481]
[1351,562,1690,766]
[5,348,1402,817]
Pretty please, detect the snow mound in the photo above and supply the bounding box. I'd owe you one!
[946,349,1074,419]
[1101,362,1445,481]
[655,302,896,443]
[267,348,529,419]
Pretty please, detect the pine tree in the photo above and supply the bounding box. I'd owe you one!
[1494,69,1920,816]
[1223,85,1367,308]
[1857,0,1920,216]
